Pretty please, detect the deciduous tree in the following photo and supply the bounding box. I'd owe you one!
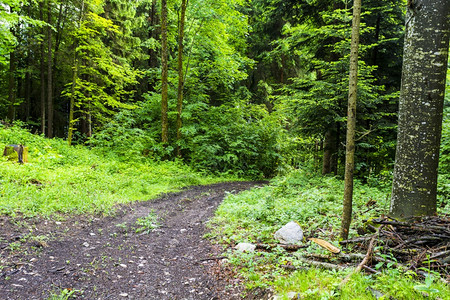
[390,0,450,218]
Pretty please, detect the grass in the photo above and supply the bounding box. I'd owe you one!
[135,210,160,234]
[207,168,450,299]
[0,124,236,217]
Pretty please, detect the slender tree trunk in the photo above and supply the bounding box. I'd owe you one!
[68,0,84,145]
[176,0,188,157]
[340,0,362,240]
[47,0,54,138]
[25,52,31,122]
[390,0,450,218]
[322,129,336,175]
[24,1,32,122]
[161,0,169,145]
[149,0,158,69]
[68,61,78,145]
[371,14,381,66]
[7,46,16,121]
[40,2,46,134]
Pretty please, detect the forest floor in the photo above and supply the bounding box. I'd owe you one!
[0,181,267,300]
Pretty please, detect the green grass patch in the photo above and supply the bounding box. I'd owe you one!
[0,124,235,217]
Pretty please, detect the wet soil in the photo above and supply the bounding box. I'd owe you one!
[0,181,266,300]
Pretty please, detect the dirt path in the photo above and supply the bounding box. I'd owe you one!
[0,181,265,299]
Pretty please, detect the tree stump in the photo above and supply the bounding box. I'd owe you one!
[3,145,28,163]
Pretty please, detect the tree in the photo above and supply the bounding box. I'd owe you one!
[390,0,450,218]
[160,0,169,144]
[340,0,362,240]
[47,0,54,138]
[176,0,187,157]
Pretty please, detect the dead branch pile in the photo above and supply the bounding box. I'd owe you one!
[341,216,449,278]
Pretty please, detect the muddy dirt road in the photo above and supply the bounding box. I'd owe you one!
[0,181,265,299]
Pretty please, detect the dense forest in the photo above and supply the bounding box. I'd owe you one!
[1,0,409,176]
[1,0,450,298]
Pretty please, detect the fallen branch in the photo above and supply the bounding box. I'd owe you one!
[340,235,374,245]
[196,256,226,263]
[298,258,345,270]
[340,226,381,287]
[255,243,308,251]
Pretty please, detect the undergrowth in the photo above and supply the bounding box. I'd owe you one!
[0,124,235,217]
[208,168,450,299]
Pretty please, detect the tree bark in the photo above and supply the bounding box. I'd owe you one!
[67,62,78,145]
[390,0,450,218]
[40,1,46,135]
[161,0,169,145]
[47,0,54,138]
[7,44,16,121]
[322,129,336,175]
[176,0,187,157]
[340,0,362,240]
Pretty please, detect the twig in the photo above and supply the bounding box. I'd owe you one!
[340,235,374,245]
[362,265,379,274]
[340,226,381,287]
[197,256,226,263]
[298,258,345,270]
[255,243,308,251]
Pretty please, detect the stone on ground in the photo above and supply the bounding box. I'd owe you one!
[274,221,303,244]
[235,242,256,252]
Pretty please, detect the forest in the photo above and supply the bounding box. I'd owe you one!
[0,0,449,299]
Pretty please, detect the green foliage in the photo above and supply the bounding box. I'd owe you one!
[181,102,283,178]
[135,210,160,234]
[0,124,230,217]
[210,168,388,243]
[48,288,81,300]
[271,268,448,300]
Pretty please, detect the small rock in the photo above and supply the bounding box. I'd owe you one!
[180,229,187,233]
[83,242,90,247]
[274,221,303,244]
[119,264,127,268]
[30,258,37,262]
[55,221,61,225]
[119,293,128,297]
[89,232,96,236]
[235,242,256,252]
[272,292,297,300]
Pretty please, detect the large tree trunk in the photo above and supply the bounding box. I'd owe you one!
[390,0,450,218]
[176,0,187,157]
[340,0,362,240]
[161,0,169,145]
[47,0,54,138]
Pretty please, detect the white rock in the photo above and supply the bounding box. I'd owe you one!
[119,293,128,297]
[82,242,90,247]
[272,291,297,300]
[119,264,127,268]
[235,242,256,252]
[274,221,303,244]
